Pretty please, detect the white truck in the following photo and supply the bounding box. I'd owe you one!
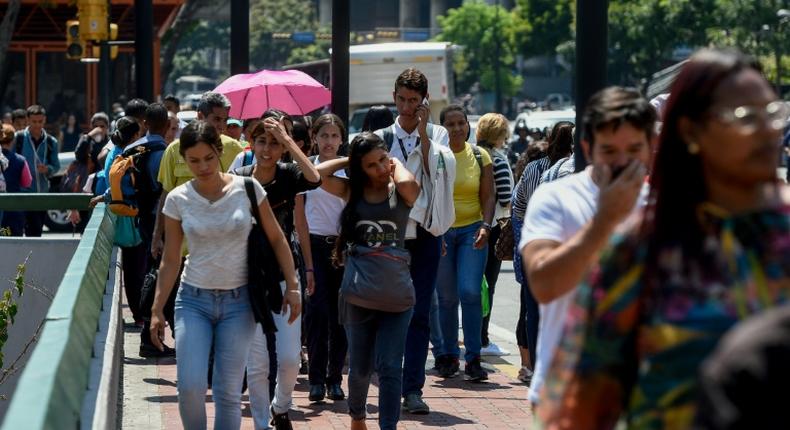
[348,42,455,123]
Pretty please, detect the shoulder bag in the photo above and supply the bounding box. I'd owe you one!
[243,177,284,334]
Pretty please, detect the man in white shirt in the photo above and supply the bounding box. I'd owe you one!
[519,86,657,406]
[373,68,451,415]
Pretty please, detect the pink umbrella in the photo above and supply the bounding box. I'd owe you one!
[214,69,331,119]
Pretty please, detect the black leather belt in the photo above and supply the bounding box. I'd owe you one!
[310,234,337,245]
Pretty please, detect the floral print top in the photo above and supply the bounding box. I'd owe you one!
[539,202,790,430]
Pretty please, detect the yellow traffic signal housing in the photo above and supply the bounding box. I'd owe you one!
[91,23,119,60]
[66,20,85,60]
[77,0,108,41]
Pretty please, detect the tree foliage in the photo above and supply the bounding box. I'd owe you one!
[436,1,529,96]
[250,0,327,69]
[514,0,573,58]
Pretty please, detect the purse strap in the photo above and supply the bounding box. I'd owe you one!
[243,177,263,228]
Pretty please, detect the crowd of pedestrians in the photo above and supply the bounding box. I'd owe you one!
[3,46,790,430]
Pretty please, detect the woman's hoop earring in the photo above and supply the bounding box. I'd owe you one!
[687,141,700,155]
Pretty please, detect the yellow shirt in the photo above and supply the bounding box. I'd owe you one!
[452,143,492,228]
[158,134,244,192]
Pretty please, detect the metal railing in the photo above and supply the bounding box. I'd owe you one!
[0,193,92,211]
[1,195,114,429]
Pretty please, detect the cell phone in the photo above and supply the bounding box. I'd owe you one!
[422,97,430,107]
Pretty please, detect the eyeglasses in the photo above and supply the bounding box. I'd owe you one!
[710,101,789,135]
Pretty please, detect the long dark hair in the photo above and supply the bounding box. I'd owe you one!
[110,116,140,148]
[334,132,390,262]
[546,121,574,164]
[643,49,762,266]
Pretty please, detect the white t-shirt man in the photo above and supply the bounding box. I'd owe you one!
[519,167,648,404]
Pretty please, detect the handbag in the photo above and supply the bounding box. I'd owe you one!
[494,217,514,261]
[113,215,142,247]
[340,245,415,312]
[138,257,160,319]
[243,177,284,334]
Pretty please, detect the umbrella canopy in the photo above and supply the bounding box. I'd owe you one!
[214,69,331,119]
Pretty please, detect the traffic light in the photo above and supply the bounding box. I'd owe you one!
[66,20,85,60]
[77,0,108,41]
[91,23,118,60]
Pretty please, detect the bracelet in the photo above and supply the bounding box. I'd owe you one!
[481,222,492,231]
[305,268,314,273]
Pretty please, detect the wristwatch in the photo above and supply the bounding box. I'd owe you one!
[481,222,492,231]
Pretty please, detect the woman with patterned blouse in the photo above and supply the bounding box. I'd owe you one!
[539,49,790,429]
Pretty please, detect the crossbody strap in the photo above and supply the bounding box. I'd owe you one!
[243,177,263,228]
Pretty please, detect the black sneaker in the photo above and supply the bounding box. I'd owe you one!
[308,384,326,402]
[326,383,345,400]
[402,393,430,414]
[139,343,176,358]
[270,406,293,430]
[464,357,489,382]
[432,354,447,371]
[438,356,460,378]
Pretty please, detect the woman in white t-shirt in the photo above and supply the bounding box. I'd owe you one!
[150,120,298,430]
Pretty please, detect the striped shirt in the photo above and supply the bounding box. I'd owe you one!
[511,156,551,221]
[486,147,514,220]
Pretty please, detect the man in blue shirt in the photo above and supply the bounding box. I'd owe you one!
[14,105,60,236]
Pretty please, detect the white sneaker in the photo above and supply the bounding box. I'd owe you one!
[480,342,509,356]
[517,366,533,385]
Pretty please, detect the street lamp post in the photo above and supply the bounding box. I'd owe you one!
[494,0,502,114]
[331,0,350,129]
[778,9,790,97]
[574,0,608,171]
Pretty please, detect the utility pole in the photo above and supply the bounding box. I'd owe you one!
[494,0,502,114]
[331,0,350,130]
[230,0,250,75]
[134,0,154,101]
[574,0,608,171]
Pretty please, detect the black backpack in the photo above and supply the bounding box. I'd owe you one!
[381,123,435,160]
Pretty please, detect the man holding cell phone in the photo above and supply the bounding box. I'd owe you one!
[374,68,455,416]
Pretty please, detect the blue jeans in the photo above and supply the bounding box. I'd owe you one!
[402,226,442,396]
[436,221,488,362]
[345,307,413,430]
[174,283,256,430]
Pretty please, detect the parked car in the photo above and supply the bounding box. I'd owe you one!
[45,151,76,232]
[511,109,576,136]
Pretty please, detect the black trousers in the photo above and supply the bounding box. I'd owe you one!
[138,213,177,346]
[482,224,503,346]
[305,235,347,385]
[24,211,45,237]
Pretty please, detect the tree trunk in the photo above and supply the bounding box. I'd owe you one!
[159,0,206,94]
[0,0,22,105]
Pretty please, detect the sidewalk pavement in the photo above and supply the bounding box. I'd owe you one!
[121,305,533,430]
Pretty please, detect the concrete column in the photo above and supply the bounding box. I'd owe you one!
[319,0,332,27]
[400,0,420,29]
[430,0,447,35]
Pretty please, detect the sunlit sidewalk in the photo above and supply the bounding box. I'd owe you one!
[120,303,533,429]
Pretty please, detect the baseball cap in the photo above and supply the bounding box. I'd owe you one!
[227,118,243,127]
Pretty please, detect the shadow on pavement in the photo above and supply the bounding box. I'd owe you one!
[400,410,478,426]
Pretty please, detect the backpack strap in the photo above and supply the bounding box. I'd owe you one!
[471,145,484,172]
[382,126,395,151]
[242,150,255,167]
[243,177,262,227]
